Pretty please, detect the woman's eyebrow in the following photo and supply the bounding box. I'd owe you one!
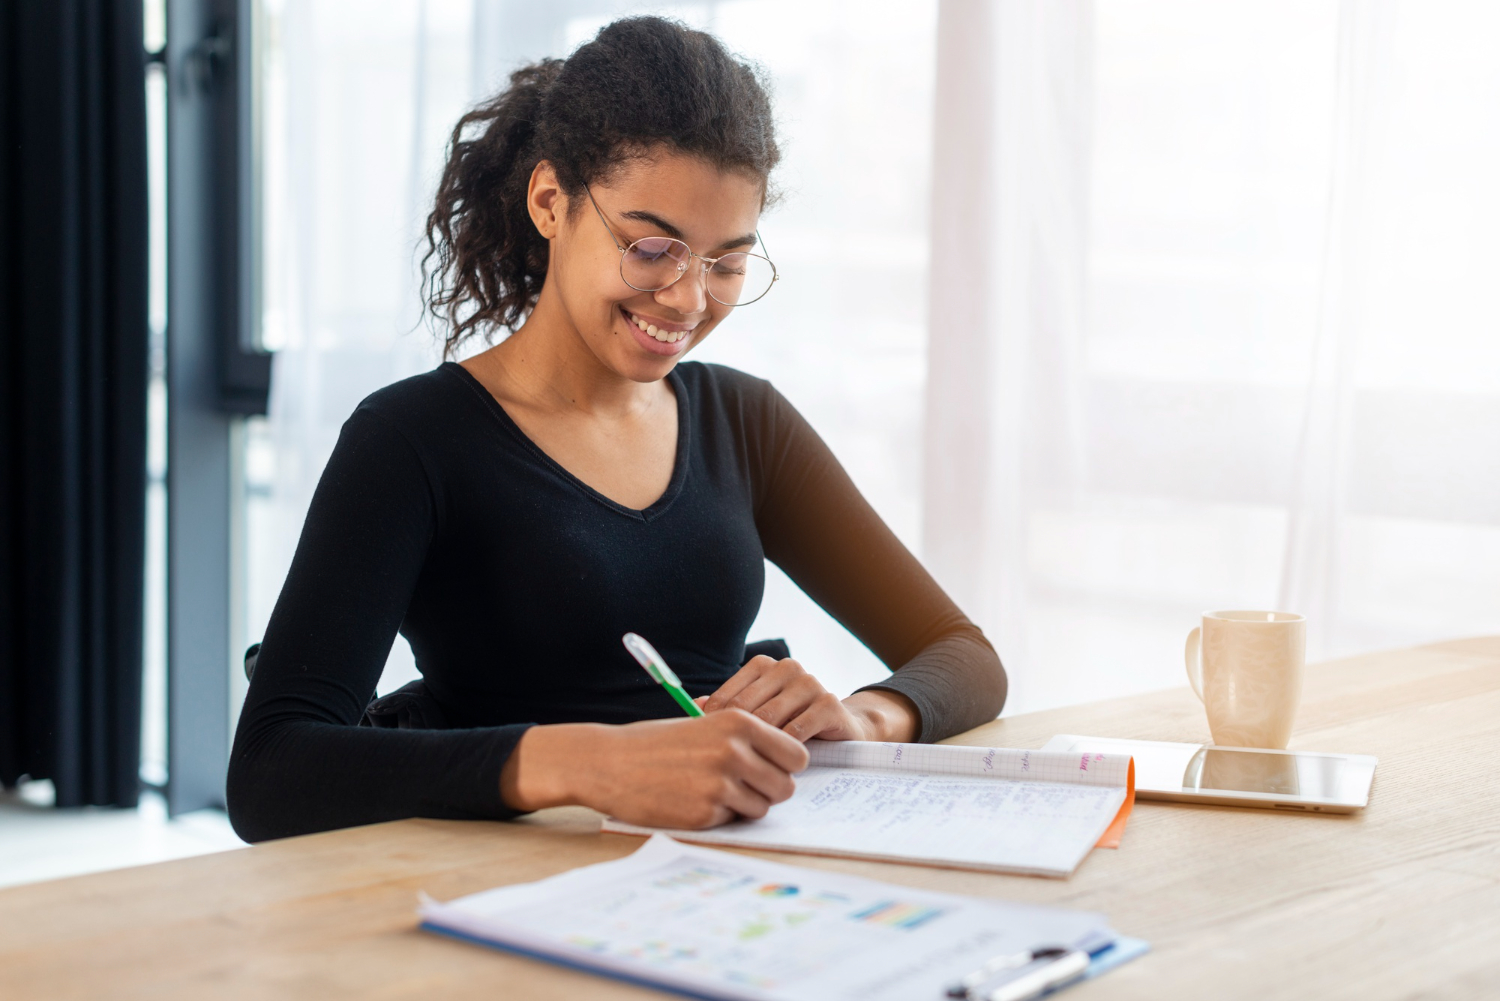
[620,209,758,252]
[715,233,760,252]
[620,209,684,239]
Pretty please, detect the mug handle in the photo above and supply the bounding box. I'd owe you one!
[1185,626,1204,702]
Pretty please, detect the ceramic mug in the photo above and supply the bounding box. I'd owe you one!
[1185,610,1306,748]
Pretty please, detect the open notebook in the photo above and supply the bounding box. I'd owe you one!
[603,741,1136,878]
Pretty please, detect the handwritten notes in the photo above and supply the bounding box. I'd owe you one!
[604,741,1134,878]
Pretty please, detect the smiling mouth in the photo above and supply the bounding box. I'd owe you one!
[623,307,694,344]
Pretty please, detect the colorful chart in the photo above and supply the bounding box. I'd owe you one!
[756,883,799,898]
[850,900,947,930]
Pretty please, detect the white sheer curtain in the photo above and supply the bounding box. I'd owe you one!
[246,0,472,704]
[249,0,1500,724]
[1280,1,1500,657]
[924,0,1097,716]
[926,0,1500,717]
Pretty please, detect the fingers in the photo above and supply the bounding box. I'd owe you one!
[714,660,849,741]
[589,710,810,831]
[744,690,805,729]
[732,710,811,774]
[781,691,851,741]
[728,738,799,807]
[710,657,818,722]
[716,774,776,821]
[679,717,794,826]
[746,675,844,729]
[719,674,787,716]
[680,797,737,830]
[702,656,773,712]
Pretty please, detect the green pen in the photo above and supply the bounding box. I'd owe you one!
[622,632,705,717]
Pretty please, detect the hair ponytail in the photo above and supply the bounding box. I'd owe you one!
[423,60,562,358]
[422,17,780,359]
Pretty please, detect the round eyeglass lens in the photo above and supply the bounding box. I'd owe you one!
[621,237,691,291]
[705,252,776,306]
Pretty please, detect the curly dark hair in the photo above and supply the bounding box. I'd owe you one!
[422,16,781,359]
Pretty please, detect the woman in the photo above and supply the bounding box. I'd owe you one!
[227,17,1004,842]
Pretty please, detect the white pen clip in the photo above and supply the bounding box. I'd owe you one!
[622,632,682,687]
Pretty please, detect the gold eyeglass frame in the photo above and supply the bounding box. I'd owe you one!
[584,185,779,306]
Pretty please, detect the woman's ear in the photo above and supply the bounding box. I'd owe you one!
[527,160,565,239]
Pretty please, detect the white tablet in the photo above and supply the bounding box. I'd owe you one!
[1041,735,1377,813]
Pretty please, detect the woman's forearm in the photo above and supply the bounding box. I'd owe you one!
[498,723,604,811]
[227,716,530,842]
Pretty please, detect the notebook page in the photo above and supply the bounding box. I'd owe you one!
[808,740,1132,789]
[421,835,1116,1001]
[605,769,1126,877]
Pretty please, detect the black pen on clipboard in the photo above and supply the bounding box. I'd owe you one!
[946,945,1090,1001]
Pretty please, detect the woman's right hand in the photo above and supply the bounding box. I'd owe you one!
[499,710,810,829]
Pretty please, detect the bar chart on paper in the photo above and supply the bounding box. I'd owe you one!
[420,836,1129,1001]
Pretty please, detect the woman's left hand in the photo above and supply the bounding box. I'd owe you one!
[700,655,919,743]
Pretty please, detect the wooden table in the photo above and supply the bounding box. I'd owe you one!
[3,637,1499,1000]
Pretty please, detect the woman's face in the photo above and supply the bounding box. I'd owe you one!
[534,152,765,384]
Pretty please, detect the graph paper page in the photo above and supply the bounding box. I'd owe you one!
[421,835,1113,1001]
[603,743,1132,877]
[806,741,1133,788]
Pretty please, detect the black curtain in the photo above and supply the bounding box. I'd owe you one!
[0,1,149,807]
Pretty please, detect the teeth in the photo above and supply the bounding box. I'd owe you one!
[626,310,689,344]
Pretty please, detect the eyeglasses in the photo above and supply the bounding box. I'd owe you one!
[585,186,779,307]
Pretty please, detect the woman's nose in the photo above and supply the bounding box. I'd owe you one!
[654,262,709,315]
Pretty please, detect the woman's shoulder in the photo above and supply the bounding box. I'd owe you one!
[674,360,781,414]
[674,362,817,467]
[355,361,468,413]
[348,362,492,438]
[321,364,505,488]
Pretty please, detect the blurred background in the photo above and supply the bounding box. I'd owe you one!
[5,0,1500,883]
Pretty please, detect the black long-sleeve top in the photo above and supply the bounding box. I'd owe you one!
[227,361,1005,842]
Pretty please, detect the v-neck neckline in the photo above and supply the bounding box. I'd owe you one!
[444,361,692,522]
